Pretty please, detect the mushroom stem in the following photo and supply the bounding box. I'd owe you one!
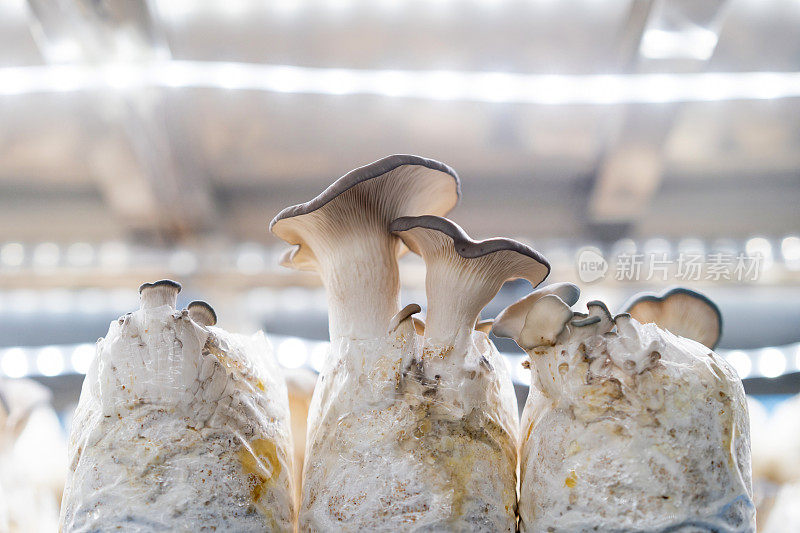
[315,231,401,339]
[422,257,507,346]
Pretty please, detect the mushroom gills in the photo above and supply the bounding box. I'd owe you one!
[188,301,217,327]
[517,295,574,350]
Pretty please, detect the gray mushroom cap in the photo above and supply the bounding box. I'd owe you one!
[269,154,460,271]
[188,300,217,327]
[621,287,722,349]
[390,215,549,270]
[138,280,181,309]
[569,300,614,343]
[390,215,550,344]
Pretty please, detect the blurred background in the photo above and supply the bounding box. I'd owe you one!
[0,0,798,530]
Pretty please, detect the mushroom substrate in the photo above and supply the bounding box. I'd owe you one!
[270,154,460,340]
[60,281,295,532]
[493,287,754,532]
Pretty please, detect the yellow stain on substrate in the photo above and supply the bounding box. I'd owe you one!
[238,438,282,503]
[564,470,577,488]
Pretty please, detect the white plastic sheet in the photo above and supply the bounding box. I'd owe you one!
[60,303,295,532]
[518,316,755,532]
[300,317,518,531]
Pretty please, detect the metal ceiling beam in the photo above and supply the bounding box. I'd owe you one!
[25,0,216,240]
[588,0,731,228]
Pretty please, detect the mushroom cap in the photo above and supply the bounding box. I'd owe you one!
[270,154,460,271]
[391,215,546,264]
[517,294,574,350]
[569,300,614,342]
[390,215,549,282]
[475,319,494,334]
[621,287,722,349]
[491,282,580,340]
[188,300,218,327]
[387,303,422,334]
[138,279,182,294]
[138,279,181,309]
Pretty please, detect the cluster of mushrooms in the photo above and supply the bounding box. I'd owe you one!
[60,155,755,532]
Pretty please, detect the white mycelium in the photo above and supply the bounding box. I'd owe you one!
[60,282,295,532]
[494,289,755,532]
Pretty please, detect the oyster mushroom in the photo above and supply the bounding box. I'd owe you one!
[390,215,549,350]
[622,287,722,348]
[270,154,460,340]
[187,300,217,327]
[387,303,422,334]
[494,292,754,532]
[138,279,181,309]
[61,282,295,532]
[490,282,580,342]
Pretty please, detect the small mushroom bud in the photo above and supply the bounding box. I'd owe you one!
[138,280,181,310]
[622,287,722,349]
[188,301,217,327]
[517,294,574,350]
[570,301,614,343]
[387,303,421,334]
[474,319,494,334]
[491,282,579,341]
[278,246,300,269]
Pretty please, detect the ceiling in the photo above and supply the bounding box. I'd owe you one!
[0,0,797,247]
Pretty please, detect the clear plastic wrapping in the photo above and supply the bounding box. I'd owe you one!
[300,317,519,531]
[518,317,754,532]
[60,303,295,532]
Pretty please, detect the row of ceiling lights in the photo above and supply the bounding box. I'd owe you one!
[1,62,799,104]
[1,236,798,275]
[0,335,796,383]
[155,0,606,20]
